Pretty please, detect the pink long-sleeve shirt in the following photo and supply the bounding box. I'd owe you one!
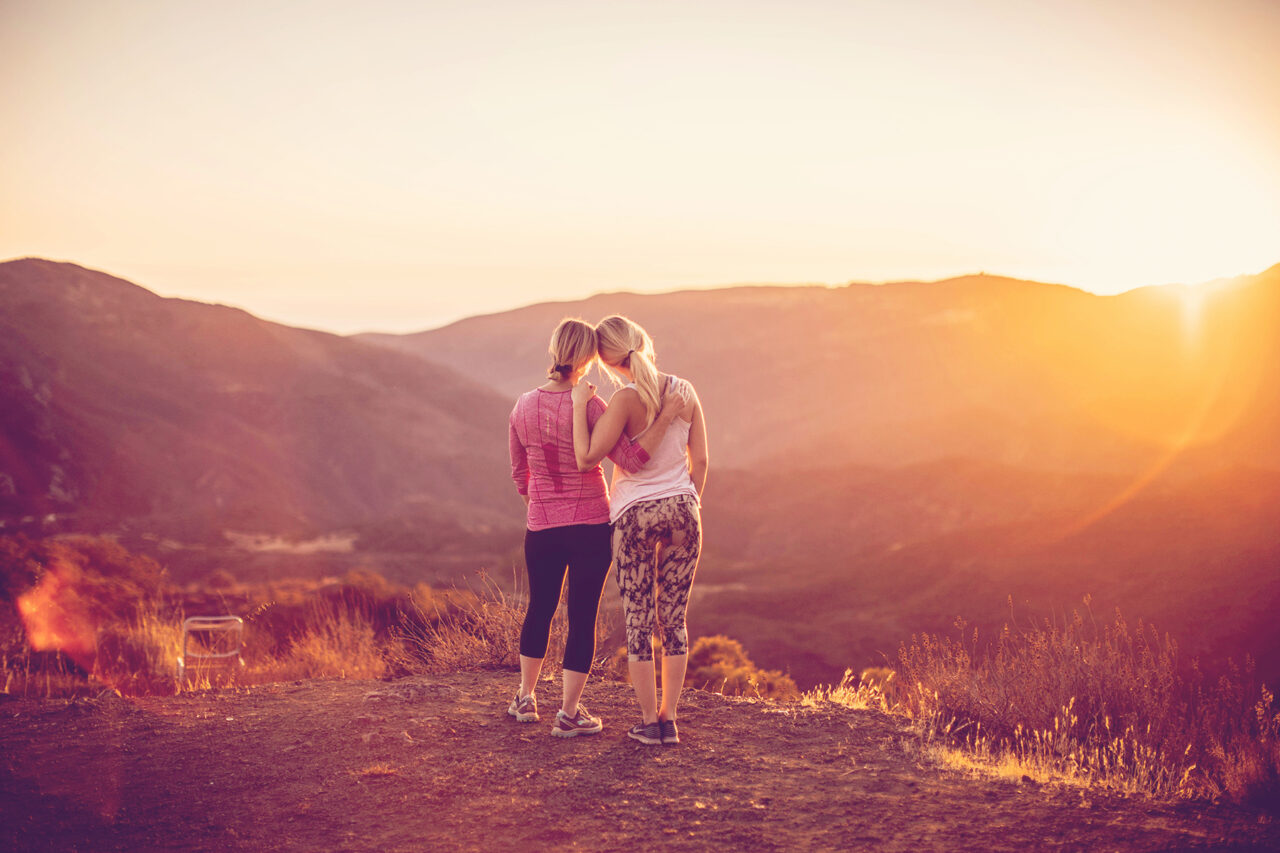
[509,388,650,531]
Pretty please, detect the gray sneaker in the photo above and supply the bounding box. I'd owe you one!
[627,721,662,746]
[508,691,538,723]
[551,706,603,737]
[659,718,680,745]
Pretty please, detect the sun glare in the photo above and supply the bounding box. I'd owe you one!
[1040,144,1279,295]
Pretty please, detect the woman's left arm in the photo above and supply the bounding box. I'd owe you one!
[573,383,631,471]
[573,382,689,472]
[687,390,709,497]
[602,381,693,473]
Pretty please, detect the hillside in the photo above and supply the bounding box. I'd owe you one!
[0,259,524,581]
[3,672,1275,852]
[359,267,1280,474]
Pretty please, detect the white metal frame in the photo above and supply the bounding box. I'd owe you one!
[176,616,245,683]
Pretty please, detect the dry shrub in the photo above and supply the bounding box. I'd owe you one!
[685,634,800,701]
[892,600,1280,806]
[253,602,387,682]
[392,572,537,675]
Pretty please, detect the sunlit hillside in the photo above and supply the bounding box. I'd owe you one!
[363,266,1280,476]
[0,259,523,582]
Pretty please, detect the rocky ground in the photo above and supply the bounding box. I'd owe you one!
[2,671,1276,852]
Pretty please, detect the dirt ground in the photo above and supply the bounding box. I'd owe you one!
[1,671,1276,852]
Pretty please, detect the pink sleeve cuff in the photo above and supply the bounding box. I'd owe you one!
[610,436,651,473]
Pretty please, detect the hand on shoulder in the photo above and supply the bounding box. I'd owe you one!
[571,380,597,407]
[660,377,694,420]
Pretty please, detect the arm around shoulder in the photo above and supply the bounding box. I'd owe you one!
[574,386,632,471]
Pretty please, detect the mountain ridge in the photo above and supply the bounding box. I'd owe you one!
[0,259,524,578]
[359,263,1280,475]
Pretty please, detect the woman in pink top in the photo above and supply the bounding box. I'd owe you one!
[507,318,686,737]
[571,314,708,747]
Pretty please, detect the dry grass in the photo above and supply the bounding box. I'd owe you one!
[391,571,530,675]
[803,667,897,713]
[95,600,185,694]
[878,600,1280,805]
[245,603,388,684]
[389,569,619,679]
[355,763,399,779]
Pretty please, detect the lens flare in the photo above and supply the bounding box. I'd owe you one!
[16,560,99,669]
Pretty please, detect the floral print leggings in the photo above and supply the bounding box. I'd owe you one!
[613,494,702,661]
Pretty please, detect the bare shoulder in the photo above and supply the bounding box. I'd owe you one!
[669,377,700,417]
[608,386,642,408]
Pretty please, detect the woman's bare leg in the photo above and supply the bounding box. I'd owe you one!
[628,658,660,724]
[519,654,543,699]
[561,668,588,717]
[659,652,688,722]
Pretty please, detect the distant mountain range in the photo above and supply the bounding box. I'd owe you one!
[3,258,1278,687]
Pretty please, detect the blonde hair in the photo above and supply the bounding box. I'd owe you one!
[595,314,661,427]
[547,318,598,380]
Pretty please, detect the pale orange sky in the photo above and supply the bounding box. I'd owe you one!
[2,0,1278,334]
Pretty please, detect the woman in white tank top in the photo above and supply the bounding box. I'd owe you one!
[570,314,709,746]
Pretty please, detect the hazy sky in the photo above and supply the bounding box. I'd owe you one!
[3,0,1278,334]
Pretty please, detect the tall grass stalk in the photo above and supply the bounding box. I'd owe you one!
[885,602,1280,804]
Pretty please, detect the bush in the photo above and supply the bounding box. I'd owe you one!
[686,635,800,701]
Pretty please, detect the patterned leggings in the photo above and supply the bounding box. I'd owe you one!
[613,494,702,661]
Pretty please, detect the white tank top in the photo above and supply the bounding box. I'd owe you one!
[609,377,699,522]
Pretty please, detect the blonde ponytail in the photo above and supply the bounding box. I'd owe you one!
[595,315,662,427]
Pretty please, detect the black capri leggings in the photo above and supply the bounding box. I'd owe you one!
[519,522,612,673]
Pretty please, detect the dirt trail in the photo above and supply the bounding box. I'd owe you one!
[1,672,1275,852]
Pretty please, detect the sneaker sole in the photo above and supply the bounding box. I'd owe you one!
[627,730,662,746]
[508,707,539,723]
[551,724,603,738]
